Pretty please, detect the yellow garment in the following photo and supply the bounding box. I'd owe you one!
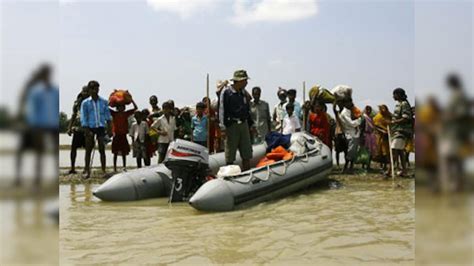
[417,104,438,166]
[418,104,438,125]
[405,138,415,153]
[373,112,389,130]
[373,112,390,157]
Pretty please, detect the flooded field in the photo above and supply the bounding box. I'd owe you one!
[60,176,415,265]
[0,197,59,265]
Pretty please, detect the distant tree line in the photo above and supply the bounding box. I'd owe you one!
[0,106,13,129]
[0,107,69,133]
[59,112,69,133]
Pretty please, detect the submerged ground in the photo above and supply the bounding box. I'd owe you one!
[59,167,415,265]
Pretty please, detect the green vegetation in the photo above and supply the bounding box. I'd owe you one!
[59,111,69,133]
[0,106,12,129]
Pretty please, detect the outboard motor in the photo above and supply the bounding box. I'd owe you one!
[164,139,209,202]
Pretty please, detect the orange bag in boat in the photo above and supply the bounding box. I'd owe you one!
[271,146,287,154]
[266,146,288,160]
[266,153,285,160]
[256,157,275,168]
[283,151,294,161]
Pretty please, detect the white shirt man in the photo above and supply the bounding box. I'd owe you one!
[282,114,301,135]
[152,114,177,144]
[339,107,361,139]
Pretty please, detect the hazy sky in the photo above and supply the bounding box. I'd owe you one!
[1,1,471,116]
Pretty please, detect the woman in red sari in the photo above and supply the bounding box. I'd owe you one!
[309,102,332,149]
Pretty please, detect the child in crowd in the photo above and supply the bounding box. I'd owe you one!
[282,103,301,135]
[191,101,208,147]
[110,100,137,172]
[152,101,176,163]
[130,110,149,168]
[142,109,156,163]
[285,89,302,119]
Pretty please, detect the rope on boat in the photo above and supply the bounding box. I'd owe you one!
[228,148,320,184]
[269,161,287,176]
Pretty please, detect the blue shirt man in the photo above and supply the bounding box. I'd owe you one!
[80,96,112,128]
[79,80,112,179]
[26,82,59,129]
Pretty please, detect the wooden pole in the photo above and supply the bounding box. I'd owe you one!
[302,81,306,131]
[387,124,395,183]
[206,74,210,151]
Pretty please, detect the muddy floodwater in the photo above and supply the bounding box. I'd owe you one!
[60,176,414,265]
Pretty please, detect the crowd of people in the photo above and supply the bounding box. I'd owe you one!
[67,69,417,179]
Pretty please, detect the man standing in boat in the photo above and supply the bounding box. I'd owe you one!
[250,86,271,144]
[219,69,253,171]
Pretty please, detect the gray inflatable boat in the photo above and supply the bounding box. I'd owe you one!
[93,141,268,201]
[93,132,332,210]
[189,133,332,211]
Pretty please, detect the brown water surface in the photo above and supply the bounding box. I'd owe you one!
[60,177,414,265]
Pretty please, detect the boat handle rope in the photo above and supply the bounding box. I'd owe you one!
[230,149,313,184]
[231,166,270,184]
[268,161,288,176]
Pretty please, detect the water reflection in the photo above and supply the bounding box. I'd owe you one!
[69,182,93,203]
[1,197,58,265]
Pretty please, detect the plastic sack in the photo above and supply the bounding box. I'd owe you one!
[330,85,352,101]
[148,127,159,141]
[355,147,370,165]
[109,89,132,107]
[217,165,242,178]
[309,85,336,104]
[288,135,307,155]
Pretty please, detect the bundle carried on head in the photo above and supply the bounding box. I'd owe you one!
[330,85,352,101]
[309,84,353,105]
[109,89,132,107]
[309,85,335,104]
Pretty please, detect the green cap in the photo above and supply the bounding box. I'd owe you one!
[230,69,250,81]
